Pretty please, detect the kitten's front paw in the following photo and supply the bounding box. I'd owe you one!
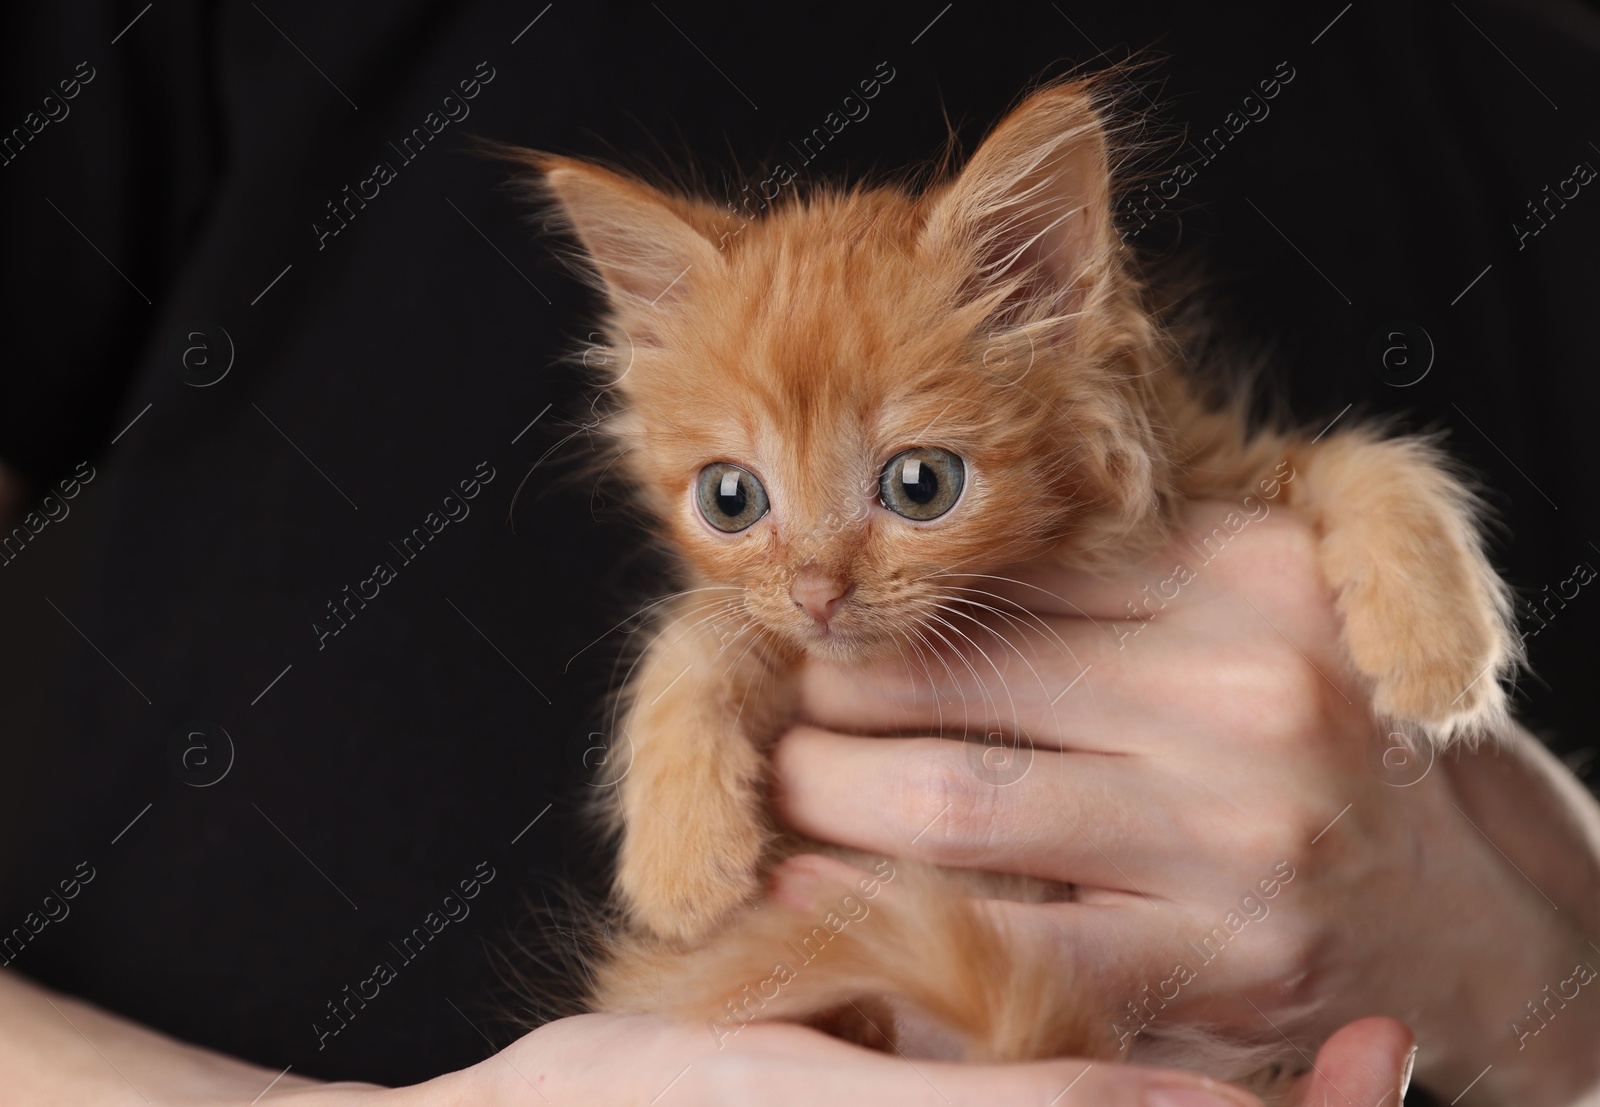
[1340,577,1513,745]
[617,815,765,946]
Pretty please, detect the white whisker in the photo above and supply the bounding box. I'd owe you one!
[718,616,774,730]
[926,611,1021,738]
[936,586,1085,672]
[930,571,1112,636]
[906,623,961,734]
[563,584,745,672]
[935,590,1053,663]
[604,596,745,734]
[921,615,1003,737]
[933,600,1057,725]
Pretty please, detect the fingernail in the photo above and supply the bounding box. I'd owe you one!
[1146,1087,1250,1107]
[1399,1044,1418,1100]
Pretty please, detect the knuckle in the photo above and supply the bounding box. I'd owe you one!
[1242,917,1319,980]
[1233,649,1327,745]
[1228,801,1321,872]
[1250,511,1318,565]
[899,740,996,862]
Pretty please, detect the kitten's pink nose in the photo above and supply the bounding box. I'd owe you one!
[790,569,853,627]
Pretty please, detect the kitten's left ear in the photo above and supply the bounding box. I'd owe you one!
[920,81,1115,323]
[519,153,726,325]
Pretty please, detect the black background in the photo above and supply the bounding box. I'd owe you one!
[0,0,1597,1095]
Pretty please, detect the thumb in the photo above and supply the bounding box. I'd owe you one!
[1291,1017,1416,1106]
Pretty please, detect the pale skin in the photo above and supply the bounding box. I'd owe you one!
[772,501,1600,1106]
[0,499,1581,1105]
[0,966,1411,1105]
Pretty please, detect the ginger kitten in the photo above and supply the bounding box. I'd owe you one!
[508,76,1516,1088]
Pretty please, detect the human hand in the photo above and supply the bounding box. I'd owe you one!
[398,1010,1414,1107]
[773,500,1600,1104]
[0,961,1410,1107]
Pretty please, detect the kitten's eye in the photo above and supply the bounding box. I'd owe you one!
[695,463,770,533]
[879,447,965,521]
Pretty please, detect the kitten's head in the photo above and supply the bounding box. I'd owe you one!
[526,80,1174,662]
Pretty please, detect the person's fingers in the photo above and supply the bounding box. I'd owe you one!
[978,499,1323,621]
[797,610,1312,758]
[767,851,1183,999]
[511,1010,1267,1107]
[796,624,1115,748]
[772,728,1188,886]
[722,1029,1266,1107]
[889,1055,1264,1107]
[1289,1017,1415,1106]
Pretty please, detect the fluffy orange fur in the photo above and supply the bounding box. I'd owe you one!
[508,75,1518,1089]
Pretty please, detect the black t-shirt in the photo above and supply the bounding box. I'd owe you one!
[1,0,1596,1091]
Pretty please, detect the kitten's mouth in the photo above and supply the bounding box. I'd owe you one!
[804,632,869,663]
[790,617,898,663]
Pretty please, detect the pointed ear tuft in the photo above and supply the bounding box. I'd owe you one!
[920,81,1116,326]
[513,151,725,319]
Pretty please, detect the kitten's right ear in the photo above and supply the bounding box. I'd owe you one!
[516,152,724,322]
